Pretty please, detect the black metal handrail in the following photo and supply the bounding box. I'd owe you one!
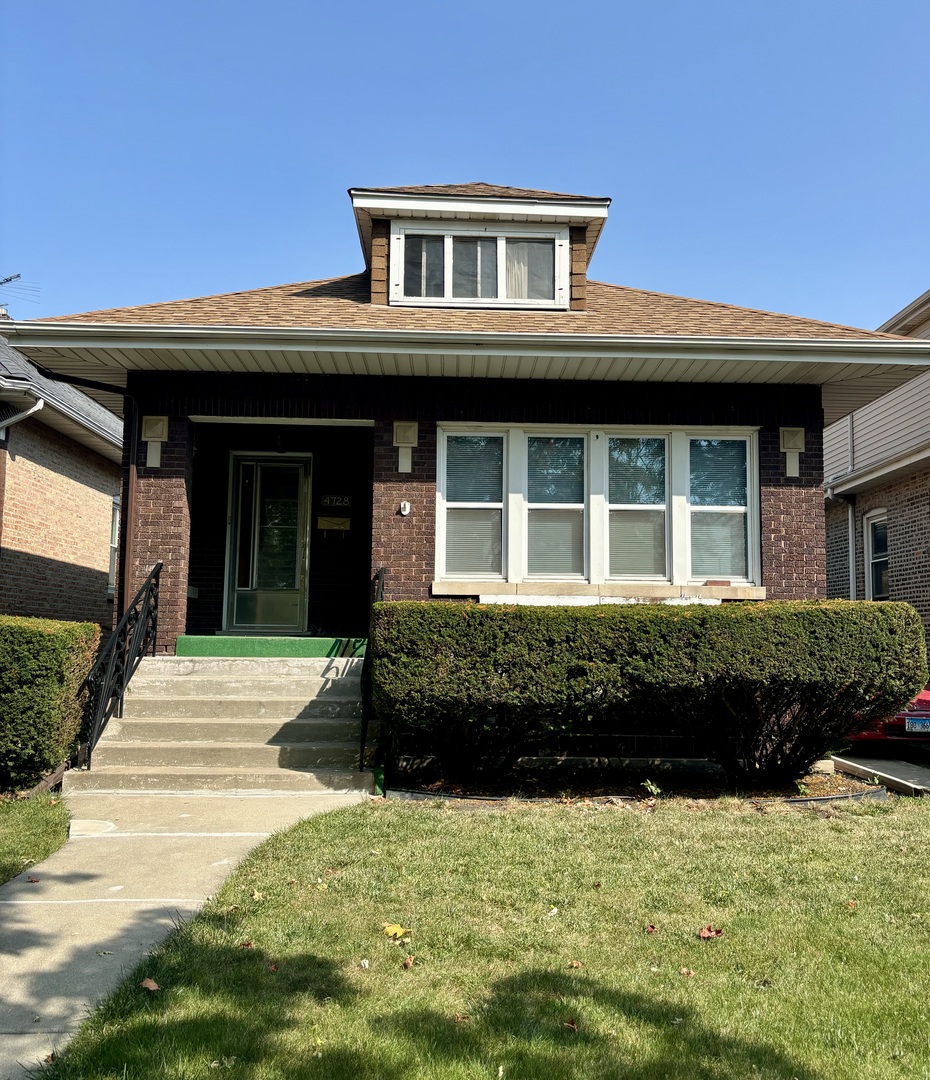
[74,562,163,770]
[359,567,386,771]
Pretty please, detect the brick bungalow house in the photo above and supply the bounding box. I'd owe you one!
[0,337,122,625]
[825,286,930,636]
[4,184,930,654]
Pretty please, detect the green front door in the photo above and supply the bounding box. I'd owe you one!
[225,456,311,632]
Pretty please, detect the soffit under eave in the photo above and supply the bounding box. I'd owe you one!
[352,206,606,270]
[13,343,929,425]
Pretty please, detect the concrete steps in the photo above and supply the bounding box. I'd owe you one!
[64,654,373,796]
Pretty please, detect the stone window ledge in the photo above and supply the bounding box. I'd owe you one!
[431,581,766,602]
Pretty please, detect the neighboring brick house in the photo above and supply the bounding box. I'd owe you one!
[824,287,930,636]
[0,338,122,624]
[4,183,930,653]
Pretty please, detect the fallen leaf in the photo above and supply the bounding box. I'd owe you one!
[645,924,658,933]
[454,1013,470,1022]
[140,977,160,991]
[671,1017,684,1025]
[567,959,582,968]
[847,901,856,910]
[593,881,602,889]
[33,1016,41,1023]
[49,799,61,806]
[251,890,264,901]
[698,925,723,939]
[545,906,559,917]
[238,941,254,949]
[563,1018,578,1032]
[268,962,279,973]
[44,1054,55,1064]
[402,955,414,969]
[324,868,339,876]
[383,922,411,939]
[680,968,695,978]
[359,959,370,970]
[26,876,39,884]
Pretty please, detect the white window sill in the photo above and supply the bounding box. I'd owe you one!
[432,581,766,601]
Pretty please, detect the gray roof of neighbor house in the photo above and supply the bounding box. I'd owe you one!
[349,182,610,201]
[0,336,122,462]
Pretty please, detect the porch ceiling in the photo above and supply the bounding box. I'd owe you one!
[5,324,930,424]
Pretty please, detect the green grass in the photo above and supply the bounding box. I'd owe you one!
[0,793,70,884]
[48,797,930,1079]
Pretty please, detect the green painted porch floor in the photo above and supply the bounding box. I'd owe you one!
[175,636,367,658]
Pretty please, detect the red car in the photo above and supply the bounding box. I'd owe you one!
[847,686,930,747]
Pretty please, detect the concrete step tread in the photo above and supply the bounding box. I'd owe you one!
[97,738,359,750]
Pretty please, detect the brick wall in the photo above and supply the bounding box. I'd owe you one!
[124,416,193,652]
[825,499,851,598]
[0,417,120,624]
[850,471,930,638]
[371,421,437,601]
[759,427,826,600]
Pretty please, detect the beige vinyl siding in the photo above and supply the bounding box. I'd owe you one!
[824,366,930,481]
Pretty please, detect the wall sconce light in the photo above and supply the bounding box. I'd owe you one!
[141,415,169,468]
[393,421,418,473]
[779,427,805,478]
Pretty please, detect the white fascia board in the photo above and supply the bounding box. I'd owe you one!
[7,322,930,367]
[828,442,930,495]
[0,370,122,448]
[349,190,611,225]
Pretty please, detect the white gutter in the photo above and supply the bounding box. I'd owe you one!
[5,322,930,366]
[828,441,930,496]
[0,396,44,438]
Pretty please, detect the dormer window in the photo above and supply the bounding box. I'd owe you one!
[390,222,568,308]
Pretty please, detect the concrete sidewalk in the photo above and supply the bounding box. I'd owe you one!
[0,790,365,1080]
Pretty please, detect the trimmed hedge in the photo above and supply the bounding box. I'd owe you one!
[371,600,928,785]
[0,617,100,792]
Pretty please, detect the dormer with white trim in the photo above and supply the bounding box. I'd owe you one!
[349,183,611,311]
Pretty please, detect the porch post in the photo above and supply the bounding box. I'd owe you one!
[127,415,194,654]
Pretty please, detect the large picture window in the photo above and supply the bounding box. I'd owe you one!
[392,222,567,308]
[437,427,759,585]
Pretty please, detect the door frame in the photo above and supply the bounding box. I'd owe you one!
[222,451,313,633]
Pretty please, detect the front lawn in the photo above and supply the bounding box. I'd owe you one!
[48,797,930,1079]
[0,793,70,885]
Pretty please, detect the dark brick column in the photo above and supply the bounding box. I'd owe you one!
[759,427,826,600]
[129,417,194,653]
[371,420,436,600]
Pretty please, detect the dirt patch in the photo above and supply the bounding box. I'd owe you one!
[391,769,880,803]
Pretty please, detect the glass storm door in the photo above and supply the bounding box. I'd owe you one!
[226,457,311,632]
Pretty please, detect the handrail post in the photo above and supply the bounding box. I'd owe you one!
[359,568,386,772]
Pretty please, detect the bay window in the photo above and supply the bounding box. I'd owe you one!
[392,222,567,308]
[437,427,759,585]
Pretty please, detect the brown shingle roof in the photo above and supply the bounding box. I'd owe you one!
[351,182,607,202]
[39,274,903,340]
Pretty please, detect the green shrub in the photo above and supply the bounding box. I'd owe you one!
[371,600,927,785]
[0,617,100,792]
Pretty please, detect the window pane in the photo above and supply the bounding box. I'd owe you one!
[528,509,584,575]
[609,438,666,505]
[452,238,498,298]
[528,437,584,503]
[691,512,748,578]
[870,520,888,558]
[506,240,554,300]
[255,467,301,589]
[446,509,502,575]
[871,559,889,600]
[446,436,503,503]
[690,439,747,506]
[404,235,444,297]
[609,510,666,576]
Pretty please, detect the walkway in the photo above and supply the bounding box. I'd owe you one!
[0,790,365,1079]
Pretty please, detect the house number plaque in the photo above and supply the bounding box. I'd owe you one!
[320,495,352,507]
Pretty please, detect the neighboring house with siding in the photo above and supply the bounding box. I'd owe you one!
[824,287,930,636]
[0,336,122,625]
[3,183,930,654]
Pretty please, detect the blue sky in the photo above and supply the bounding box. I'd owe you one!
[2,0,928,329]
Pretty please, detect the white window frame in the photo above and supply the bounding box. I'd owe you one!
[863,508,889,601]
[107,495,120,599]
[390,220,570,309]
[436,425,761,586]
